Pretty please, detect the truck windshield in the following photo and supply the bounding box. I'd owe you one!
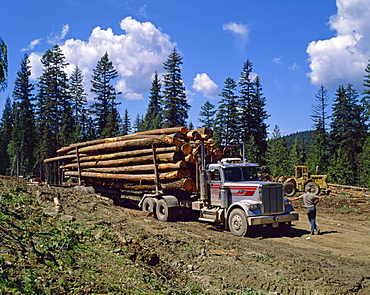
[224,167,259,181]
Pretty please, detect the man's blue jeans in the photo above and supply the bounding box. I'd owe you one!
[306,206,319,234]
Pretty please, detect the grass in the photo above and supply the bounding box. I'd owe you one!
[0,179,196,294]
[0,178,265,295]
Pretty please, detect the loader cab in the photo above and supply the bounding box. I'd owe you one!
[295,166,309,180]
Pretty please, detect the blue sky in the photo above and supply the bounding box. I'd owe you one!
[1,0,370,136]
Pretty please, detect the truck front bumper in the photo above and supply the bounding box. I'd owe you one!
[248,213,299,226]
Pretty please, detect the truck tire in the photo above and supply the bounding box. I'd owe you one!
[283,182,296,197]
[228,208,250,237]
[142,198,157,216]
[306,182,320,195]
[156,199,175,222]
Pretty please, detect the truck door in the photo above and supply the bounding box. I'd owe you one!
[209,169,222,206]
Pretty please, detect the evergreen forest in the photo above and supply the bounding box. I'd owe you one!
[1,43,370,188]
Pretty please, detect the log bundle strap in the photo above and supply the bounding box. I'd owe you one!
[44,127,216,194]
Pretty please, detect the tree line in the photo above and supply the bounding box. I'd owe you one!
[1,41,370,188]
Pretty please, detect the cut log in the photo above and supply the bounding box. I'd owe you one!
[180,143,192,155]
[43,154,87,163]
[64,170,184,181]
[71,136,180,155]
[57,127,189,155]
[193,127,213,139]
[61,153,183,169]
[82,161,186,173]
[123,178,195,192]
[76,146,180,162]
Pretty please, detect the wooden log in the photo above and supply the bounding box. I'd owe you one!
[185,154,195,164]
[71,135,181,155]
[130,126,188,136]
[180,143,192,155]
[61,153,183,169]
[186,130,201,140]
[64,170,183,181]
[84,178,195,192]
[57,127,189,154]
[81,161,186,173]
[193,127,213,139]
[43,154,87,163]
[76,146,180,162]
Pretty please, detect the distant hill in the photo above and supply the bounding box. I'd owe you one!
[283,130,314,149]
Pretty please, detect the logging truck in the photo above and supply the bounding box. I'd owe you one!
[45,127,298,237]
[138,142,298,237]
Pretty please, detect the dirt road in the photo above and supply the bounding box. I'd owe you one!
[33,184,370,294]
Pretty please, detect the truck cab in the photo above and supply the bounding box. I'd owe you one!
[197,158,298,236]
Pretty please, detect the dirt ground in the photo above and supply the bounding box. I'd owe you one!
[30,184,370,295]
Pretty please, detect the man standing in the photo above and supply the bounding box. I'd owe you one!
[290,186,323,235]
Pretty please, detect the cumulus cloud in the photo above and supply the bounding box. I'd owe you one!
[306,0,370,89]
[223,22,249,49]
[29,17,175,101]
[192,73,218,98]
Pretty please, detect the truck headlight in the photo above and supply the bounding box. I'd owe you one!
[249,204,260,210]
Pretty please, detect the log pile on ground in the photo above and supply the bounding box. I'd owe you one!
[44,127,220,196]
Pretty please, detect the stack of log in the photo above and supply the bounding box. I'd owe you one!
[44,127,220,195]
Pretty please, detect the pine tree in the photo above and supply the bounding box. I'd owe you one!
[0,36,8,92]
[133,114,145,132]
[214,78,239,147]
[9,54,36,177]
[162,48,190,127]
[121,108,131,135]
[250,75,269,164]
[91,52,121,138]
[244,135,259,164]
[36,45,71,182]
[198,100,216,129]
[143,72,163,130]
[362,58,370,122]
[359,136,370,188]
[290,138,306,166]
[266,125,292,177]
[238,59,255,142]
[69,65,88,142]
[0,96,13,174]
[329,84,367,185]
[308,85,330,174]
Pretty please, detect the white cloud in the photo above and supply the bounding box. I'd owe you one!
[288,63,299,71]
[29,17,175,101]
[273,57,282,64]
[21,39,42,52]
[47,24,70,44]
[223,22,249,49]
[306,0,370,89]
[192,73,218,98]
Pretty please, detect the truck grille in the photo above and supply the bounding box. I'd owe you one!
[261,183,284,214]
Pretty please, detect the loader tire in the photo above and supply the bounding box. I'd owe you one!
[228,208,250,237]
[156,199,176,222]
[283,182,296,197]
[306,182,320,195]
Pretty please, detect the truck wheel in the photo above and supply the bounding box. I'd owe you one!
[228,208,250,237]
[306,182,320,195]
[142,198,157,216]
[156,199,175,222]
[283,182,296,197]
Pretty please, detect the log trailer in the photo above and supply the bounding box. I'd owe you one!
[45,127,298,237]
[138,142,298,237]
